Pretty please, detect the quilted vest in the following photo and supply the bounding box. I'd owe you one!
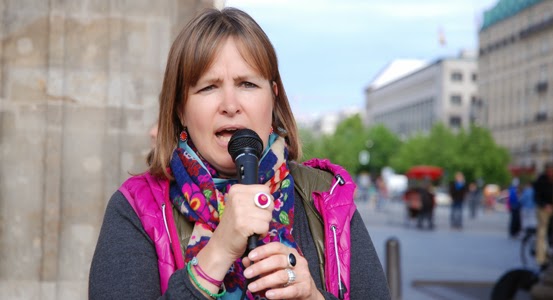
[120,158,356,299]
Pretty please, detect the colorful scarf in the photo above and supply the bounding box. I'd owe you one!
[169,135,296,299]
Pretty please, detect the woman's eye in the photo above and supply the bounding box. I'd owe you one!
[199,85,215,92]
[241,82,258,88]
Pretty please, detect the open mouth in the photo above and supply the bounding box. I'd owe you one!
[215,128,240,143]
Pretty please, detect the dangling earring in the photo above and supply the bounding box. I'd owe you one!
[270,126,274,135]
[179,128,188,142]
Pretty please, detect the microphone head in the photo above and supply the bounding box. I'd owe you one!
[228,129,263,161]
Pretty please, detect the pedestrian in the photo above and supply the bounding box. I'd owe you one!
[520,179,536,232]
[88,7,390,300]
[449,171,468,229]
[375,176,388,210]
[508,178,522,238]
[467,182,481,219]
[416,179,435,230]
[533,162,553,270]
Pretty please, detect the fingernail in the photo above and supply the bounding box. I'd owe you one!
[249,251,258,260]
[244,268,253,278]
[265,290,275,298]
[248,282,257,291]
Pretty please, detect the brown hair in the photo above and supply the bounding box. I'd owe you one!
[149,7,300,179]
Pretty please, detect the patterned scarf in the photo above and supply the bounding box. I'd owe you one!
[169,135,296,299]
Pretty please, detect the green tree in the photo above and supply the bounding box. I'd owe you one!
[390,123,511,185]
[389,134,428,173]
[325,114,368,174]
[458,125,511,185]
[299,127,323,159]
[365,124,402,173]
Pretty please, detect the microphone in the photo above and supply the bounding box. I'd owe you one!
[228,129,264,252]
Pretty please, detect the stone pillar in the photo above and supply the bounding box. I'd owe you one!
[0,1,213,299]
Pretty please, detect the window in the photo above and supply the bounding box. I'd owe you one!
[451,72,463,82]
[449,116,462,128]
[472,73,478,82]
[471,96,481,107]
[450,95,462,106]
[540,64,548,81]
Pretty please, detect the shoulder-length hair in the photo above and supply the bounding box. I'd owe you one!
[149,7,301,179]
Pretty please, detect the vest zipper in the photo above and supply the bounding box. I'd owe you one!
[331,225,345,299]
[330,174,346,299]
[161,203,172,244]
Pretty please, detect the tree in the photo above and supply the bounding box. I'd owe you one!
[299,126,324,159]
[457,125,511,186]
[364,124,402,173]
[390,123,511,185]
[301,119,511,186]
[299,114,369,175]
[324,114,368,174]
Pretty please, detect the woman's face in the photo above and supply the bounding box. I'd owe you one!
[183,37,276,177]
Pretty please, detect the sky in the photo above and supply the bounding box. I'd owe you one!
[224,0,499,122]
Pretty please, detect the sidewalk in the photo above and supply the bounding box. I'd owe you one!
[358,200,532,299]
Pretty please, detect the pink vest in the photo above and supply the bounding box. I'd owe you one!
[119,159,356,299]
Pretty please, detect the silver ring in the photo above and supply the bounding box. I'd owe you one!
[254,192,271,209]
[284,268,296,286]
[288,253,297,268]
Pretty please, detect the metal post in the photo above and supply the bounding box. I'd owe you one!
[386,237,402,300]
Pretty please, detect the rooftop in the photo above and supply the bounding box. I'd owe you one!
[367,59,428,90]
[481,0,543,31]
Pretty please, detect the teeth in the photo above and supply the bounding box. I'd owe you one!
[216,134,232,143]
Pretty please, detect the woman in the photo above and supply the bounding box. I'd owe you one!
[89,7,389,300]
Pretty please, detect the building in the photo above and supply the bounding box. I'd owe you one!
[479,0,553,171]
[364,52,479,139]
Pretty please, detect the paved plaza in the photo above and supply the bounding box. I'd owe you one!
[358,200,533,300]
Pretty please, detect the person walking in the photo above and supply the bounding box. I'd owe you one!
[416,179,435,230]
[467,182,482,219]
[508,178,522,238]
[533,162,553,270]
[520,180,536,231]
[449,172,468,229]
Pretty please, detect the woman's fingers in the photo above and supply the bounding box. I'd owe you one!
[242,242,317,299]
[246,241,289,262]
[211,184,275,258]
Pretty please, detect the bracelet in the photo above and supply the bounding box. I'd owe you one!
[187,259,226,298]
[191,257,223,286]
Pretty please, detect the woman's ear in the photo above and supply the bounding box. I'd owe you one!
[272,81,278,97]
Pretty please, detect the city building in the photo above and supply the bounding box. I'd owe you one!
[364,52,479,139]
[479,0,553,171]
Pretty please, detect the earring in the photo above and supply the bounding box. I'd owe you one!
[179,128,188,142]
[270,126,274,134]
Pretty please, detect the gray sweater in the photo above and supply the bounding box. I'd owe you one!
[89,191,390,299]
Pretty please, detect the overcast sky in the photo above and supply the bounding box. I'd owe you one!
[224,0,498,122]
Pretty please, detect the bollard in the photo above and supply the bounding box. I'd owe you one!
[386,237,402,300]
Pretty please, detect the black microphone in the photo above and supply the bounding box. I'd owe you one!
[228,128,264,252]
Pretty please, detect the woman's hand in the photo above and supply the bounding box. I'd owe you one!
[242,242,324,300]
[210,184,275,261]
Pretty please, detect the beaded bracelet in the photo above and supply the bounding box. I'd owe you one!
[191,257,223,286]
[187,259,226,299]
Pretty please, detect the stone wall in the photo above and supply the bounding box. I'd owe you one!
[0,1,213,299]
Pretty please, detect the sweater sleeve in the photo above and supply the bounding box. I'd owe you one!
[293,195,390,299]
[88,191,211,299]
[349,210,391,299]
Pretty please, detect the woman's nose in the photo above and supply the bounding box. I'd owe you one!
[219,88,241,116]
